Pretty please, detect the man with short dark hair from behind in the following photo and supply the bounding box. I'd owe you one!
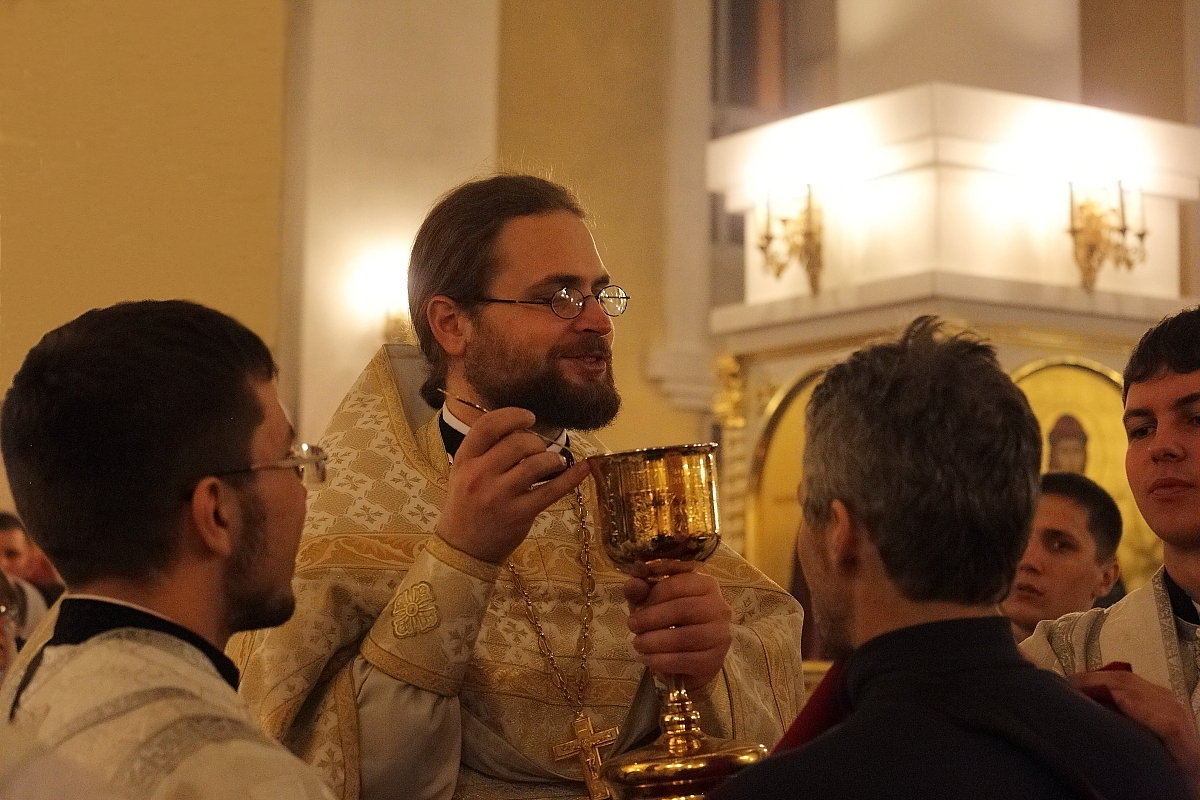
[708,316,1188,800]
[0,300,334,800]
[1002,472,1121,641]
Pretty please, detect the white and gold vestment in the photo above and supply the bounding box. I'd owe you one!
[230,346,806,800]
[1022,567,1200,725]
[0,604,335,800]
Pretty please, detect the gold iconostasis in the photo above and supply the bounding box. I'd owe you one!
[747,357,1160,596]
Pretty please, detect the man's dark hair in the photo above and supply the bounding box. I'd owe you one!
[0,512,23,533]
[1,300,277,586]
[802,316,1042,605]
[1123,305,1200,400]
[1040,472,1122,563]
[407,173,586,407]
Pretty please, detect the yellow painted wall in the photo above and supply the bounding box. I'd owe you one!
[1081,0,1187,123]
[0,1,287,508]
[498,1,707,452]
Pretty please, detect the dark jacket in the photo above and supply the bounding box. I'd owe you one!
[708,616,1189,800]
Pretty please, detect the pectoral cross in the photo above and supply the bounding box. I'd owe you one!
[552,713,619,800]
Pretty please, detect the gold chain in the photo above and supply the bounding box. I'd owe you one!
[506,487,596,713]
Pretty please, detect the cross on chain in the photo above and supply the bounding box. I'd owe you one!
[552,713,619,800]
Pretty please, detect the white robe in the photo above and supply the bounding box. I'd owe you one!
[1020,566,1200,728]
[12,578,46,642]
[0,610,335,800]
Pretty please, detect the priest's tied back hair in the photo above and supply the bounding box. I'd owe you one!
[1,300,277,586]
[802,316,1042,605]
[1123,305,1200,400]
[408,173,585,408]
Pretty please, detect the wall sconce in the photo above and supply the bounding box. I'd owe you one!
[1068,181,1146,291]
[757,184,823,294]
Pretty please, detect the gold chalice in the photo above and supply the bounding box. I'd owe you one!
[587,443,767,800]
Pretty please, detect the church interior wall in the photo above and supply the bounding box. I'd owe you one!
[498,0,707,453]
[0,0,1197,536]
[0,0,288,510]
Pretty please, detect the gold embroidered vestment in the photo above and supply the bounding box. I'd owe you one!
[229,346,806,800]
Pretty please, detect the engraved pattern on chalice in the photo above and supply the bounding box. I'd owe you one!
[587,443,766,800]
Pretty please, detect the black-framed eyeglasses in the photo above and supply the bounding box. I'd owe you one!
[215,443,328,488]
[467,285,629,320]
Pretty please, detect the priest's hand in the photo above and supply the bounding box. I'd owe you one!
[624,570,733,688]
[437,407,589,564]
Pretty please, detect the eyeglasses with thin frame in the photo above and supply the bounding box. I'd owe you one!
[215,442,328,488]
[466,285,629,320]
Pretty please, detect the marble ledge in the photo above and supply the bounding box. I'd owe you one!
[709,272,1196,356]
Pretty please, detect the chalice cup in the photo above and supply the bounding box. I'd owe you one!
[587,443,767,800]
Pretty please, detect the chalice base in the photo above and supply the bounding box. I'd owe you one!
[600,684,766,800]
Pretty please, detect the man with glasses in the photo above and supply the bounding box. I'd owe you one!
[0,300,334,799]
[232,174,804,800]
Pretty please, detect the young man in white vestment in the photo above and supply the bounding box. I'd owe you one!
[0,300,335,800]
[229,174,806,800]
[1022,306,1200,789]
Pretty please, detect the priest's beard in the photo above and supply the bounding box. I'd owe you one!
[224,489,296,634]
[463,323,620,431]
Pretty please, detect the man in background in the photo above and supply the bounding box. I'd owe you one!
[1002,472,1121,641]
[0,300,334,800]
[710,316,1188,799]
[0,513,47,644]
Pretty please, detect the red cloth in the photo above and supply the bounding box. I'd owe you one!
[772,658,851,754]
[1076,661,1133,710]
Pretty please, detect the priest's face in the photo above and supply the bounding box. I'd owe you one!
[223,380,306,634]
[461,211,620,432]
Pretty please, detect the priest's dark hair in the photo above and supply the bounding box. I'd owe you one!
[1040,472,1122,563]
[1,300,277,587]
[407,173,586,407]
[1123,305,1200,401]
[801,316,1042,605]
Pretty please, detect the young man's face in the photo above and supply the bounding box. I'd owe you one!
[1002,493,1117,639]
[460,210,620,431]
[0,527,29,578]
[1123,370,1200,551]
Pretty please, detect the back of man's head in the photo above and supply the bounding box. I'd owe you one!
[1,300,276,588]
[407,173,586,407]
[802,316,1042,604]
[1040,472,1122,563]
[1123,305,1200,399]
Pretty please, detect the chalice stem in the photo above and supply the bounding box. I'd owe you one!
[660,673,705,756]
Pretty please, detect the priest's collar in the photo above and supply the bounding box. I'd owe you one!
[1162,568,1200,626]
[49,595,241,689]
[439,404,571,464]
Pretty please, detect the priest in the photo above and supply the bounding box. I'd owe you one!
[230,174,805,800]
